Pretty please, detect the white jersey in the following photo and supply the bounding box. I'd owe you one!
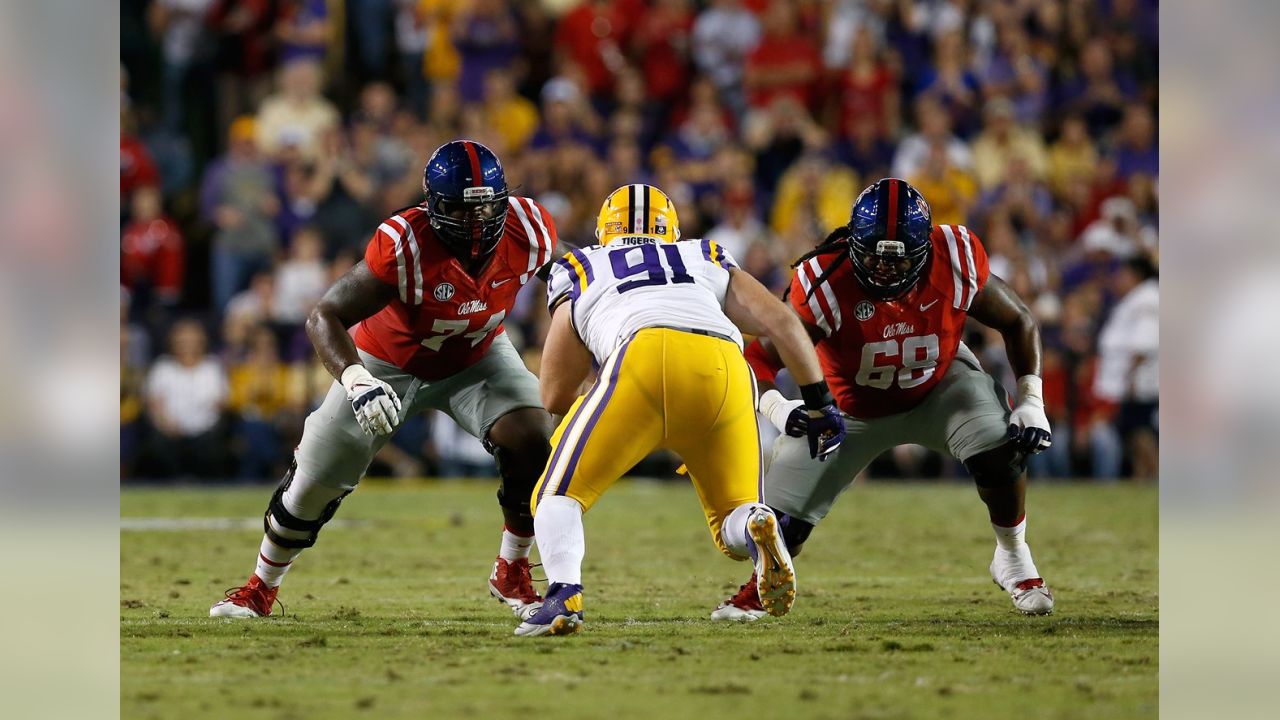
[545,238,744,363]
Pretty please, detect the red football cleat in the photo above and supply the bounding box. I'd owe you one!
[209,575,279,618]
[710,572,768,621]
[489,557,543,620]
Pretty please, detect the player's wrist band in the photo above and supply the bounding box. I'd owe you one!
[799,381,834,410]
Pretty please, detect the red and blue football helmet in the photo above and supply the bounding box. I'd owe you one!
[422,140,509,262]
[847,178,933,299]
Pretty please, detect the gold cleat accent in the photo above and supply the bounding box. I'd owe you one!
[548,614,583,635]
[748,511,797,617]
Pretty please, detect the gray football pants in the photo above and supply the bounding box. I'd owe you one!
[765,344,1012,525]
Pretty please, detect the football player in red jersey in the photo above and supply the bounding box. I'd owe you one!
[211,141,557,620]
[711,178,1056,619]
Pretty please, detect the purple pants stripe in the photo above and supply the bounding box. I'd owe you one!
[555,339,633,496]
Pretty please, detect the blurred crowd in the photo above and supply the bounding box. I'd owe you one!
[120,0,1158,482]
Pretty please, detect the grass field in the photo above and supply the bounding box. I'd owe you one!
[121,480,1157,719]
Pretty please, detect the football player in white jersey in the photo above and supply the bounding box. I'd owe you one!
[514,184,846,636]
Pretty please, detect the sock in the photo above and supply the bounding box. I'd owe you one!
[498,525,534,561]
[991,513,1027,554]
[255,537,298,588]
[533,496,585,586]
[251,473,346,589]
[721,503,771,562]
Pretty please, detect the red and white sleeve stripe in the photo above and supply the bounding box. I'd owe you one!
[510,197,553,284]
[387,214,424,305]
[795,257,842,336]
[941,225,979,312]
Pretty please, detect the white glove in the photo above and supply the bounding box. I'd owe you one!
[1008,375,1052,453]
[758,389,807,437]
[342,364,402,436]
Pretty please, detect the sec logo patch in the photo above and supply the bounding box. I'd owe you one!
[855,300,875,321]
[434,283,456,302]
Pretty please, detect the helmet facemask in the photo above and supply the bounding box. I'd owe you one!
[427,185,509,262]
[848,236,930,300]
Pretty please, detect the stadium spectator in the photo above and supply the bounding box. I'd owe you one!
[121,185,185,312]
[482,70,539,155]
[225,271,276,332]
[1048,114,1099,197]
[632,0,696,107]
[691,0,762,113]
[744,96,825,202]
[914,30,981,137]
[1077,196,1146,261]
[201,116,280,310]
[348,0,395,79]
[1058,38,1136,138]
[907,139,978,227]
[705,180,768,261]
[255,58,339,161]
[227,325,304,480]
[275,0,332,65]
[837,113,895,179]
[769,151,859,239]
[1111,102,1158,180]
[830,26,899,141]
[1094,256,1159,479]
[452,0,519,103]
[392,0,432,116]
[272,226,329,328]
[971,97,1049,191]
[892,95,973,181]
[207,0,278,138]
[120,122,160,206]
[555,0,642,101]
[149,0,215,131]
[743,0,822,113]
[141,320,229,479]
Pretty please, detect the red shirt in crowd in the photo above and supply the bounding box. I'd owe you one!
[744,32,822,111]
[838,63,895,138]
[120,135,159,198]
[554,0,645,96]
[122,216,185,300]
[633,4,695,103]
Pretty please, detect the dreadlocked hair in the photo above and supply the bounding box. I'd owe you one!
[787,226,853,304]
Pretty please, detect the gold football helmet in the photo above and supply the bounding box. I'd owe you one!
[595,184,681,245]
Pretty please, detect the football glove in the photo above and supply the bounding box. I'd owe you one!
[799,382,846,462]
[1007,375,1052,453]
[342,364,402,436]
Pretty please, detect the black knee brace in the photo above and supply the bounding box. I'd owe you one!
[775,511,815,555]
[263,462,351,550]
[963,441,1028,489]
[488,434,551,515]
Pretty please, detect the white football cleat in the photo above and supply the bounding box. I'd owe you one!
[990,545,1054,615]
[747,509,796,617]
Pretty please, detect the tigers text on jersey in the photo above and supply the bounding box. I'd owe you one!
[545,238,744,364]
[355,197,557,380]
[790,225,990,419]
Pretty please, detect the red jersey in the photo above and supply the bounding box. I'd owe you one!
[787,225,989,418]
[354,196,557,381]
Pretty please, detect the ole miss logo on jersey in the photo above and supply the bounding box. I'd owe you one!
[789,224,989,419]
[353,198,557,381]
